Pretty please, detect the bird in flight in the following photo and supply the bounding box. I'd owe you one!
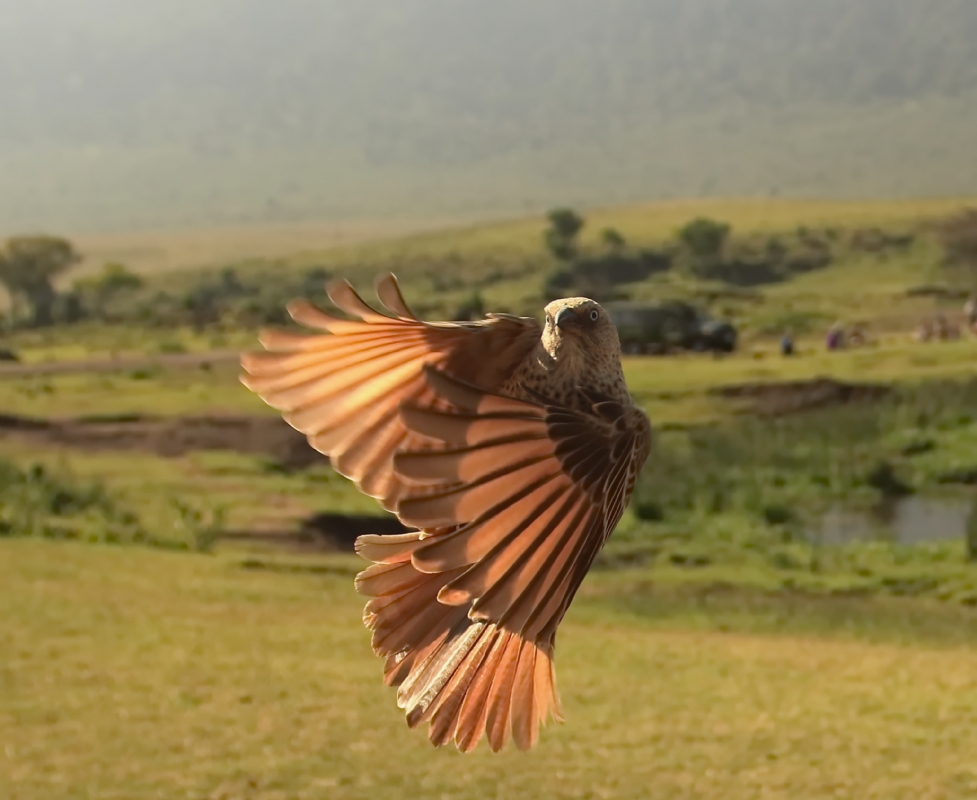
[240,273,652,753]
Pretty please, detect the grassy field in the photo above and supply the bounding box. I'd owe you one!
[5,194,974,374]
[5,539,977,800]
[4,338,977,593]
[4,196,977,797]
[54,195,949,282]
[4,336,977,423]
[150,195,968,315]
[66,215,471,278]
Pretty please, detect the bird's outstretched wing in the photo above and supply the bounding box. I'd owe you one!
[240,273,540,511]
[355,366,652,752]
[240,274,652,753]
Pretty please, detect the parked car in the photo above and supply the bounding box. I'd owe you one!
[607,301,737,355]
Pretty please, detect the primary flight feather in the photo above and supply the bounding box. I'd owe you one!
[240,273,652,753]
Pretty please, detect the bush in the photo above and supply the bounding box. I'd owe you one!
[865,461,913,497]
[686,230,832,287]
[0,460,148,543]
[938,209,977,285]
[451,290,486,321]
[543,249,672,300]
[631,387,932,525]
[601,228,627,250]
[544,208,585,261]
[677,218,731,262]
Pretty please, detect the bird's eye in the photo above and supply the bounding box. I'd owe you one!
[589,309,599,322]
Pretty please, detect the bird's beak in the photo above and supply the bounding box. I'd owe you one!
[555,307,578,330]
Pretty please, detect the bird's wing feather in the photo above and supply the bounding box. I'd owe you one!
[240,273,541,510]
[393,365,650,642]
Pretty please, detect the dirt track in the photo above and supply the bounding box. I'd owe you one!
[0,350,240,378]
[0,378,890,466]
[712,377,891,415]
[2,351,893,464]
[0,411,321,469]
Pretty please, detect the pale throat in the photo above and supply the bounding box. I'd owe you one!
[527,330,628,403]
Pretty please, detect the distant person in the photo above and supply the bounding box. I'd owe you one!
[780,329,794,357]
[934,313,958,341]
[913,318,933,343]
[965,294,977,334]
[826,321,844,351]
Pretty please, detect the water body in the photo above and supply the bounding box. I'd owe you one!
[809,494,977,546]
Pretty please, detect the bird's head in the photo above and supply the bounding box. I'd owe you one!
[541,297,621,367]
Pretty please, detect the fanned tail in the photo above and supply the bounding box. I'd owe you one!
[354,531,562,752]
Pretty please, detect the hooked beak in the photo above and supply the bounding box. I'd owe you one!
[555,307,578,330]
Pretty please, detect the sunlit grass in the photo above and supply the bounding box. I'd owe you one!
[4,337,977,428]
[0,362,261,419]
[4,540,977,800]
[6,193,977,373]
[278,196,973,270]
[6,197,977,798]
[0,437,375,539]
[4,324,254,365]
[624,338,977,412]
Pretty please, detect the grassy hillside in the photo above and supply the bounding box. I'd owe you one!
[5,195,977,598]
[7,195,972,365]
[3,1,977,231]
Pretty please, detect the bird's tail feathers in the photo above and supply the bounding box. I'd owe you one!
[355,531,561,753]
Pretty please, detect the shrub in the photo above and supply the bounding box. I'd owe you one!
[544,208,585,261]
[0,459,148,543]
[677,218,730,262]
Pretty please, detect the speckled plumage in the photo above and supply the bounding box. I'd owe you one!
[505,297,630,407]
[240,273,652,754]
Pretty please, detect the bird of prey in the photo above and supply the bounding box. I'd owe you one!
[240,273,652,753]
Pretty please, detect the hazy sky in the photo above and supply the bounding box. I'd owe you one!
[2,1,976,231]
[5,0,975,150]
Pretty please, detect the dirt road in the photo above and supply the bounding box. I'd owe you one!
[0,410,321,469]
[0,350,240,378]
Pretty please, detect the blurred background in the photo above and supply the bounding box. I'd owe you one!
[4,0,977,232]
[4,3,977,799]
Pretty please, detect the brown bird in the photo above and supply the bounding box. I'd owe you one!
[239,273,652,753]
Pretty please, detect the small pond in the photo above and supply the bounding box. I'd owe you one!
[808,494,977,547]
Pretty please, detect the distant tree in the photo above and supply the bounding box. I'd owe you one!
[452,290,486,321]
[939,209,977,284]
[218,266,245,295]
[299,266,330,298]
[601,227,627,251]
[183,284,223,331]
[98,263,143,293]
[74,263,143,321]
[544,207,585,260]
[0,236,80,327]
[677,218,731,262]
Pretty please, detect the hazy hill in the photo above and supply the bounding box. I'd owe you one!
[3,0,977,232]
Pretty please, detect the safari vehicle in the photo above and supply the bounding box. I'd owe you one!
[606,301,737,355]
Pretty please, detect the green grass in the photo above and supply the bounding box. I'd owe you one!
[0,201,970,390]
[0,362,261,418]
[0,441,378,543]
[6,336,977,425]
[184,196,967,309]
[6,197,977,796]
[2,325,252,366]
[5,195,976,369]
[6,357,977,606]
[4,540,977,800]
